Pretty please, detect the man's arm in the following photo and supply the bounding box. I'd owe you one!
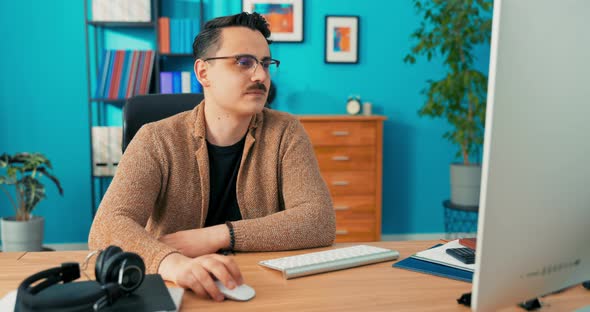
[88,126,178,273]
[89,126,245,299]
[158,223,230,258]
[232,119,336,251]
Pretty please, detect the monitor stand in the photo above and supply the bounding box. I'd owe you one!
[459,282,590,311]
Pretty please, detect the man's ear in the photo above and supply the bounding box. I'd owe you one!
[194,59,210,87]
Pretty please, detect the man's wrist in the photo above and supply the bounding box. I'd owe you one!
[158,252,186,282]
[210,224,231,251]
[224,221,235,252]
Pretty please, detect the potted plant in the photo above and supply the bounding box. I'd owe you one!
[404,0,493,206]
[0,152,63,251]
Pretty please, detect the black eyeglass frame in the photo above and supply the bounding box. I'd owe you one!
[202,54,281,72]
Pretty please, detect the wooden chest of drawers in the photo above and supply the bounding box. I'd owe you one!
[299,116,386,242]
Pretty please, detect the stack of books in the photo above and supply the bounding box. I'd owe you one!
[160,71,202,94]
[393,239,476,282]
[158,17,201,54]
[94,50,155,100]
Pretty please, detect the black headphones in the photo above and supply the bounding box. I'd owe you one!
[16,245,145,311]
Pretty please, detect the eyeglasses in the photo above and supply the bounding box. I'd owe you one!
[203,54,280,75]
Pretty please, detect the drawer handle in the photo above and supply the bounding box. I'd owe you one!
[332,181,350,186]
[331,131,350,136]
[334,206,350,211]
[336,229,349,235]
[331,156,350,161]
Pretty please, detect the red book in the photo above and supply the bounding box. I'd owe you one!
[143,51,155,93]
[109,51,125,99]
[459,238,477,250]
[139,51,154,95]
[107,51,119,99]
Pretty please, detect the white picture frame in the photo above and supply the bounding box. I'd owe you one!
[325,15,359,64]
[242,0,304,42]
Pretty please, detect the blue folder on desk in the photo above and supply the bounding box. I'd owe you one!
[392,244,473,283]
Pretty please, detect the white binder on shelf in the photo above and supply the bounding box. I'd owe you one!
[92,126,122,176]
[91,0,151,22]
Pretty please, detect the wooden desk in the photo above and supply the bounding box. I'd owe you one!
[1,241,588,311]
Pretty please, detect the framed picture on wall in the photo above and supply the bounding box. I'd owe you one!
[325,15,359,64]
[242,0,304,42]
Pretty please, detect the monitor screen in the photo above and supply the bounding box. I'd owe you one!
[472,0,590,311]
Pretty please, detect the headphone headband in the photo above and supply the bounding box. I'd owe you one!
[19,264,77,297]
[61,262,81,283]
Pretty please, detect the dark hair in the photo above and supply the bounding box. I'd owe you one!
[192,12,272,60]
[266,81,276,108]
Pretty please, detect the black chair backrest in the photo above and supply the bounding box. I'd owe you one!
[122,93,204,153]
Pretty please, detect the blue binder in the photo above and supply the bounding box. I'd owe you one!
[392,244,474,283]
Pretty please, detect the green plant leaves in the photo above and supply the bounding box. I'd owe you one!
[20,176,46,215]
[0,154,8,167]
[406,0,493,164]
[0,152,63,219]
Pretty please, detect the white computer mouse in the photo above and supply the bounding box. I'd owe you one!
[214,280,256,301]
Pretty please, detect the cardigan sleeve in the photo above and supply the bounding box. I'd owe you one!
[88,125,179,274]
[231,119,336,251]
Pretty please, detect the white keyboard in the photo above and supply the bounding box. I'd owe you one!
[259,245,400,279]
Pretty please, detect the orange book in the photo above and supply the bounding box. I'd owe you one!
[459,237,477,250]
[159,17,170,54]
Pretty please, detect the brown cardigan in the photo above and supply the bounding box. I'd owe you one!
[88,103,336,273]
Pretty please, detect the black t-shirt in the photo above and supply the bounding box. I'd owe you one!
[204,137,245,227]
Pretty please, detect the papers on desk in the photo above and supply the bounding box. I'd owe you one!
[392,239,475,283]
[412,240,475,272]
[0,290,17,309]
[167,287,185,311]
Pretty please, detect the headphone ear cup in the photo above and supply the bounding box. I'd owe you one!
[118,252,145,292]
[95,246,123,284]
[99,252,146,293]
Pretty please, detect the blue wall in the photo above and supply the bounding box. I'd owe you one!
[0,0,490,243]
[0,0,92,243]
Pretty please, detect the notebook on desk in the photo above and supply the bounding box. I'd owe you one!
[392,243,474,283]
[13,274,179,312]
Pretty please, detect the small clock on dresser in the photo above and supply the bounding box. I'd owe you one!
[346,96,362,115]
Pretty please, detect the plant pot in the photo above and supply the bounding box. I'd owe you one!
[450,163,482,207]
[0,216,44,252]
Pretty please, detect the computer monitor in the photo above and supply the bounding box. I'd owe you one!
[472,0,590,311]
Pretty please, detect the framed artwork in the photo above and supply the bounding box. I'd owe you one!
[242,0,304,42]
[325,15,359,64]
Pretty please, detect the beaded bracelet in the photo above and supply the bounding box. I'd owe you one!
[223,221,235,255]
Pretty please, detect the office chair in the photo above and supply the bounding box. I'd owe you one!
[122,81,276,153]
[122,93,204,153]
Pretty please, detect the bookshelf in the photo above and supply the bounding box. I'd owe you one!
[83,0,204,215]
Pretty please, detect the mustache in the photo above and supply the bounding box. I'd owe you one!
[246,83,267,93]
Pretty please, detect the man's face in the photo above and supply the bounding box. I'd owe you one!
[197,27,272,116]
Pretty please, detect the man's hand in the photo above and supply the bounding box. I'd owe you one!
[159,253,243,301]
[159,224,230,258]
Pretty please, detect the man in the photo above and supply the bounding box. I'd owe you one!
[88,12,335,302]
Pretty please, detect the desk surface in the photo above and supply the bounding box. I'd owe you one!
[1,241,588,311]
